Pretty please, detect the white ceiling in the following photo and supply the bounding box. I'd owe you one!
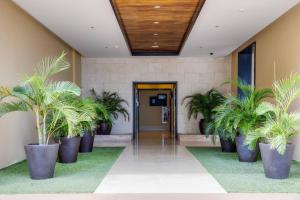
[13,0,300,58]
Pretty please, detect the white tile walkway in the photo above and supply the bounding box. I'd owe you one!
[95,134,226,193]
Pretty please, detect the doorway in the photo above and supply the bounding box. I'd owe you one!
[133,82,177,144]
[238,42,256,97]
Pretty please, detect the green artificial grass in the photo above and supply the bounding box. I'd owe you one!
[0,147,123,194]
[188,147,300,193]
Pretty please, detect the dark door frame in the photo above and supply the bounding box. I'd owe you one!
[238,42,256,85]
[132,81,178,141]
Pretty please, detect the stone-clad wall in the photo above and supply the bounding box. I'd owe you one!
[82,56,231,134]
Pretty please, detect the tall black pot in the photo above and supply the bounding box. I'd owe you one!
[58,136,81,163]
[236,134,259,162]
[199,119,208,135]
[96,121,112,135]
[24,143,59,180]
[79,133,95,153]
[259,143,294,179]
[220,139,236,152]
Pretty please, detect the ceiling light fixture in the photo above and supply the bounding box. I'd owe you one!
[239,8,245,12]
[152,45,159,48]
[90,26,95,30]
[114,45,119,49]
[153,33,159,36]
[154,5,161,9]
[153,21,160,24]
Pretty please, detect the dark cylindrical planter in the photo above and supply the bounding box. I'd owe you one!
[79,133,95,153]
[199,119,208,135]
[236,135,259,162]
[259,143,294,179]
[96,121,112,135]
[220,139,236,152]
[58,136,81,163]
[24,143,59,180]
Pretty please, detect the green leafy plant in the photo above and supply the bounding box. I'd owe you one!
[182,89,225,121]
[212,81,272,140]
[246,73,300,155]
[91,89,129,125]
[0,52,81,145]
[206,120,236,142]
[50,96,108,139]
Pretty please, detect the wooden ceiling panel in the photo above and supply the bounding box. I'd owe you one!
[111,0,206,56]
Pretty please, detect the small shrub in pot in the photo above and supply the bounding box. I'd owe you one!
[91,89,129,135]
[182,89,225,135]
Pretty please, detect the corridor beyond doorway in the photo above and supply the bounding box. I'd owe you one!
[133,82,177,144]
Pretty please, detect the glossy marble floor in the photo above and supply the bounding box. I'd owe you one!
[95,132,226,193]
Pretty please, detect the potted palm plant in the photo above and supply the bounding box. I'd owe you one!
[182,89,224,134]
[206,120,236,152]
[246,73,300,179]
[213,81,272,162]
[0,52,80,179]
[52,96,97,163]
[79,98,109,153]
[91,89,129,135]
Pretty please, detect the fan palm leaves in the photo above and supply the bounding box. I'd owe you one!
[91,89,129,122]
[246,73,300,154]
[182,89,225,121]
[0,51,81,145]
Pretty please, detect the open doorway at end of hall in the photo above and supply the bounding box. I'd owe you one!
[133,82,177,144]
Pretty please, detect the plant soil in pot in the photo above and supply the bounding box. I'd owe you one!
[58,136,81,163]
[236,134,259,162]
[259,143,294,179]
[24,143,59,180]
[220,139,236,152]
[199,119,209,135]
[79,133,95,153]
[97,121,112,135]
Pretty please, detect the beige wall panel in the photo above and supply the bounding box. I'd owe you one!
[0,1,80,168]
[231,3,300,161]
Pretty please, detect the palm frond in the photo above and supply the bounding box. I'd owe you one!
[36,51,70,79]
[0,101,28,117]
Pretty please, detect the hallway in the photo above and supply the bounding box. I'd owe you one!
[95,132,226,193]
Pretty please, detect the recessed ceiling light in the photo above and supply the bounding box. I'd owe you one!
[153,21,160,24]
[154,5,161,9]
[210,52,214,55]
[239,8,245,12]
[90,26,95,30]
[114,45,119,49]
[152,45,159,48]
[153,33,159,36]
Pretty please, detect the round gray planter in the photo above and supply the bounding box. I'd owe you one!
[24,143,59,180]
[220,139,236,152]
[259,143,295,179]
[236,135,259,162]
[58,136,81,163]
[79,133,95,153]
